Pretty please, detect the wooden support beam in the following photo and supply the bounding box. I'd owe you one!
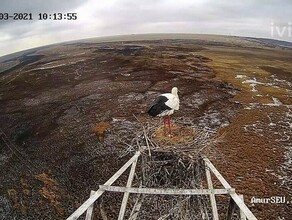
[203,158,231,189]
[85,190,95,220]
[118,157,138,220]
[203,158,257,220]
[205,167,219,220]
[66,151,141,220]
[99,185,234,195]
[239,195,247,220]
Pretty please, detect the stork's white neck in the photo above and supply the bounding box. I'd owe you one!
[171,87,178,96]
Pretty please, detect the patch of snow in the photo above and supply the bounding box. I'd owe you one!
[241,76,280,93]
[121,73,130,76]
[246,102,260,109]
[267,113,276,127]
[235,74,247,79]
[73,52,86,56]
[169,71,184,75]
[184,93,205,109]
[221,122,230,127]
[242,121,264,133]
[112,118,126,122]
[242,78,266,92]
[264,97,282,107]
[285,110,292,117]
[276,131,290,142]
[197,111,229,130]
[242,79,265,85]
[243,100,292,189]
[31,63,67,70]
[251,85,257,92]
[270,75,292,87]
[31,59,86,71]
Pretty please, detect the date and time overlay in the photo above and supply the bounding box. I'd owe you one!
[0,12,77,20]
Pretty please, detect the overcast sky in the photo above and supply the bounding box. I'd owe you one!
[0,0,291,57]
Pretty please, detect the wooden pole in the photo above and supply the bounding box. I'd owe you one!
[66,151,141,220]
[118,157,138,220]
[205,166,219,220]
[203,158,257,220]
[99,185,233,195]
[239,195,247,220]
[85,190,95,220]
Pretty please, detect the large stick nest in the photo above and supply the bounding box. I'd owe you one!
[123,117,222,161]
[118,117,223,219]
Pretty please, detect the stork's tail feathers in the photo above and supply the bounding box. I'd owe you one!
[147,95,171,117]
[147,105,160,117]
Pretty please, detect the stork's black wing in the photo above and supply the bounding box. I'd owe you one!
[147,95,171,117]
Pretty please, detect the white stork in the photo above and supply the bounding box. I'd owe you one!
[147,87,179,134]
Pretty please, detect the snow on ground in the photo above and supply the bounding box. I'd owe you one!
[236,73,292,190]
[242,78,273,92]
[242,105,292,189]
[235,74,247,79]
[30,59,87,71]
[270,74,292,88]
[198,111,230,129]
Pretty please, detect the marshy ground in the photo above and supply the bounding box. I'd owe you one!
[0,34,291,219]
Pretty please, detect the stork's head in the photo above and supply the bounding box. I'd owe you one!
[171,87,178,96]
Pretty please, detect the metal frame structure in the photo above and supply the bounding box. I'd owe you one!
[66,151,257,220]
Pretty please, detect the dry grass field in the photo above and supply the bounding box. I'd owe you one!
[0,34,291,219]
